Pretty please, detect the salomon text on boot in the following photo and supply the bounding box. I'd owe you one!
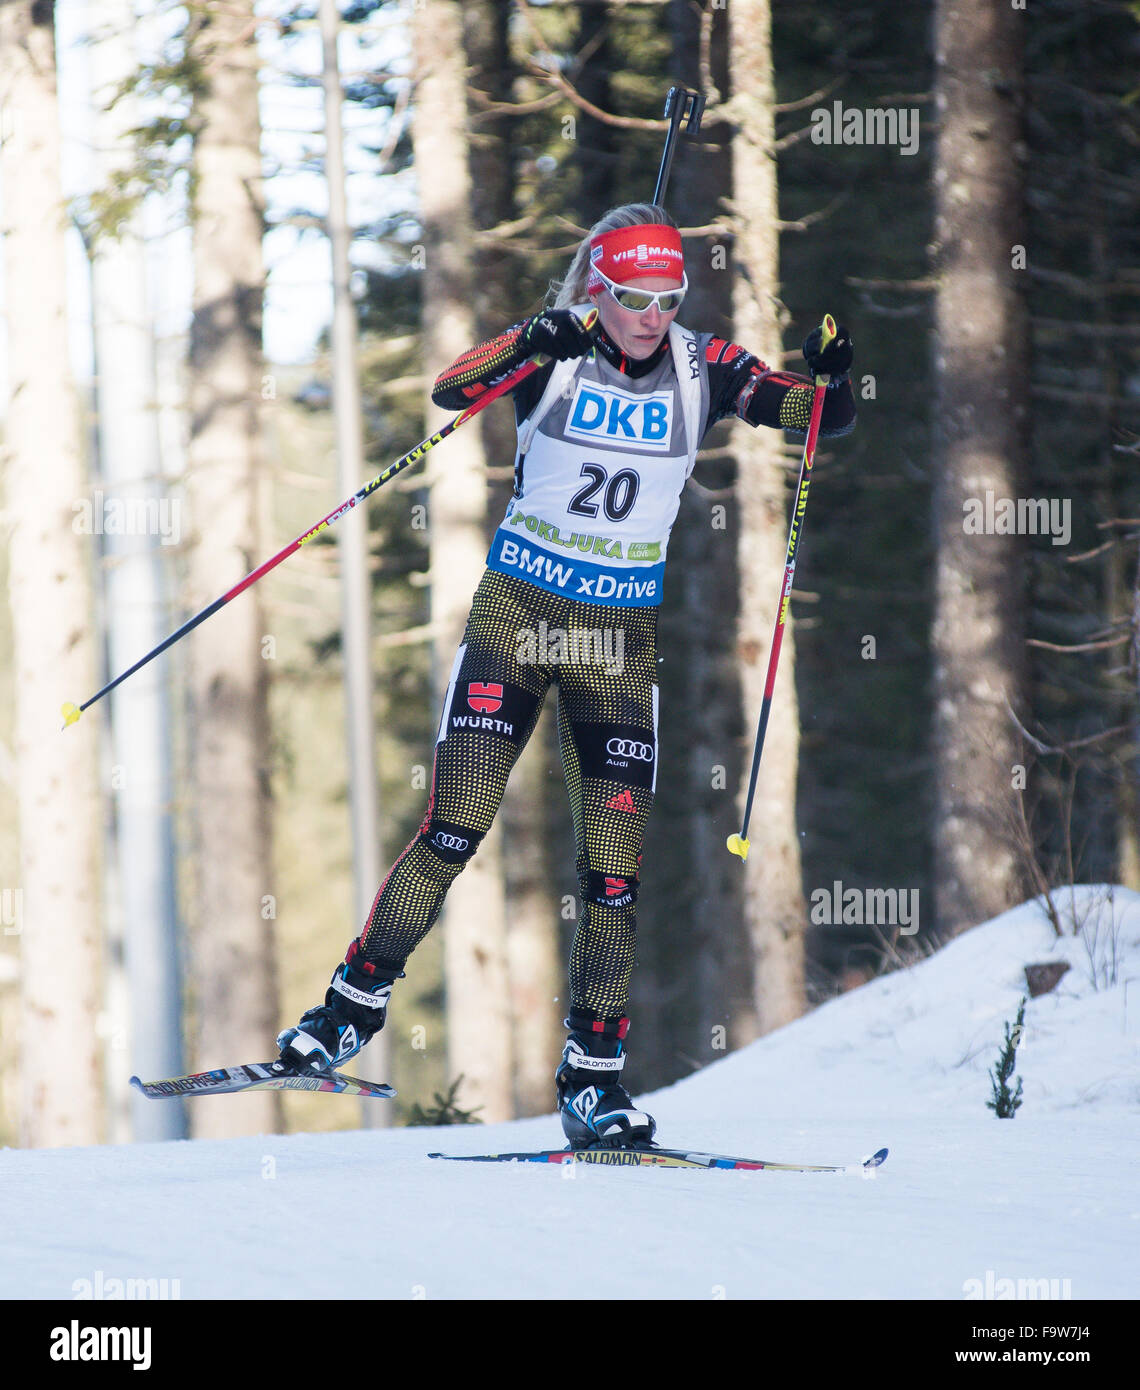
[555,1013,656,1150]
[277,940,401,1075]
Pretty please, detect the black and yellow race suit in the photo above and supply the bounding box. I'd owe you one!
[354,322,855,1025]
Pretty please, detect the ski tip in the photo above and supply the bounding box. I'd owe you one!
[332,1073,397,1098]
[726,832,750,861]
[61,701,82,730]
[128,1075,144,1093]
[865,1147,889,1168]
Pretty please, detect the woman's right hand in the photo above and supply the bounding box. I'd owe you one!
[520,309,596,361]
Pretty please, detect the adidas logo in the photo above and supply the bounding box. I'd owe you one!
[605,789,637,813]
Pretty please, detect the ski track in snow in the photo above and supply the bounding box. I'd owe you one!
[2,889,1138,1299]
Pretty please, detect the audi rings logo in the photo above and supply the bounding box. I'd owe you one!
[433,832,469,852]
[606,738,653,761]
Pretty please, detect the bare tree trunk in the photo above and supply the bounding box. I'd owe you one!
[184,1,279,1136]
[87,0,184,1144]
[1133,559,1140,873]
[671,0,755,1062]
[1076,82,1140,894]
[931,0,1028,936]
[464,0,561,1116]
[574,2,616,215]
[1,0,103,1146]
[464,0,521,487]
[317,0,389,1125]
[1108,530,1140,890]
[412,0,514,1122]
[728,0,806,1033]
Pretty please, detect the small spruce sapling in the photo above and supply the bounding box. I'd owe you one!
[405,1076,484,1126]
[987,997,1027,1119]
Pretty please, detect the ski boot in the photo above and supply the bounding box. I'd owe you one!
[277,940,400,1075]
[555,1013,656,1150]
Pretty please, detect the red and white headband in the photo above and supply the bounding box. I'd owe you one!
[586,223,685,297]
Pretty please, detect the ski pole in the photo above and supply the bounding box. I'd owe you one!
[727,313,836,862]
[61,310,597,731]
[653,86,705,208]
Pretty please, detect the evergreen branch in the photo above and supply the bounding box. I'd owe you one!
[1025,633,1131,653]
[844,276,939,292]
[468,87,564,119]
[774,77,847,115]
[776,192,851,233]
[514,0,731,130]
[698,1,722,108]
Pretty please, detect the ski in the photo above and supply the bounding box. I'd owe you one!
[130,1061,395,1101]
[428,1144,888,1174]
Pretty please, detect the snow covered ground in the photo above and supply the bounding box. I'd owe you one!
[2,888,1137,1301]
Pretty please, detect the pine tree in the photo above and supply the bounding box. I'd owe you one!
[987,997,1026,1118]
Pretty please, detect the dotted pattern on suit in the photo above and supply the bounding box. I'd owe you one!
[359,568,657,1021]
[431,326,527,405]
[778,383,819,431]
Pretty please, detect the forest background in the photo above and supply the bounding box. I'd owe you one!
[1,0,1138,1146]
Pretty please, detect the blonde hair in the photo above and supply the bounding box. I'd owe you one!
[550,203,678,309]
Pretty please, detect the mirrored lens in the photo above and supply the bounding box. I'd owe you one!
[613,287,686,313]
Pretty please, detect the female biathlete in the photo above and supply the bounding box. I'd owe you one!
[277,203,856,1149]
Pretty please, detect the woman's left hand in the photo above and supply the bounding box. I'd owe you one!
[802,322,853,383]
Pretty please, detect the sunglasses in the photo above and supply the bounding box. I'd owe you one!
[593,265,688,314]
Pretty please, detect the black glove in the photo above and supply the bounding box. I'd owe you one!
[802,321,853,384]
[520,309,595,362]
